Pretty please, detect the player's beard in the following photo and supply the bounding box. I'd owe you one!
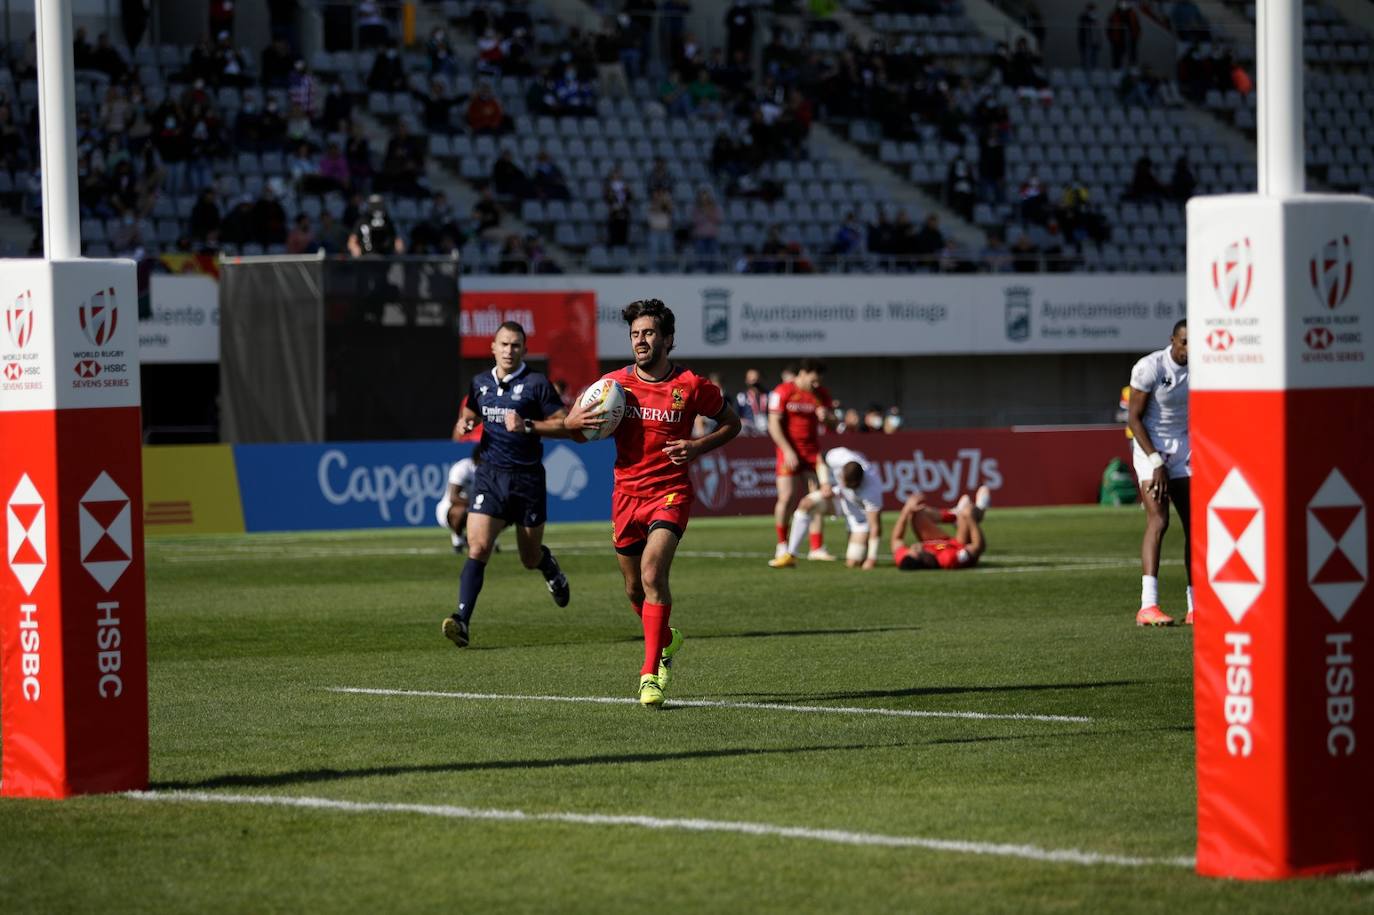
[634,341,666,372]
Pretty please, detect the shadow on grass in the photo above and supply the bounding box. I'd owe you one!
[709,679,1155,702]
[463,625,925,652]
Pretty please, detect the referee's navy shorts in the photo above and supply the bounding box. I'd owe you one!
[470,463,547,528]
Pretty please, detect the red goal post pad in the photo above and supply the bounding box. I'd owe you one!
[1189,195,1374,878]
[0,259,147,798]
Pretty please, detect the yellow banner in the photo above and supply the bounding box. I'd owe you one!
[142,445,245,534]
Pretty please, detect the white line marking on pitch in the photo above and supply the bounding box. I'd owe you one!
[327,687,1092,724]
[123,790,1192,870]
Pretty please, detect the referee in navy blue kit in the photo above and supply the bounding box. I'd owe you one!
[443,321,602,648]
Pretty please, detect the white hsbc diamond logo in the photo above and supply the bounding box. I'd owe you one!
[1207,469,1265,623]
[6,474,46,595]
[1307,469,1366,621]
[79,471,132,592]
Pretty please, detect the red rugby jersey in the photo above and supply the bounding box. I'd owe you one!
[768,381,833,457]
[609,364,724,496]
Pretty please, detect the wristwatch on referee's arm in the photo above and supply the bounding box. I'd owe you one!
[523,417,535,434]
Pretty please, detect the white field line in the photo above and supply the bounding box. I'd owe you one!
[123,790,1193,870]
[327,686,1092,724]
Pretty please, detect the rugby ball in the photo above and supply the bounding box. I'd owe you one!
[577,378,626,441]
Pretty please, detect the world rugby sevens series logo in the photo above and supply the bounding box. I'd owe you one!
[1309,235,1354,310]
[1211,238,1253,311]
[6,289,34,349]
[78,287,118,348]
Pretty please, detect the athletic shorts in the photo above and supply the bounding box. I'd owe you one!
[613,489,692,555]
[894,539,972,570]
[470,463,547,528]
[834,490,882,533]
[776,448,821,479]
[1132,439,1191,483]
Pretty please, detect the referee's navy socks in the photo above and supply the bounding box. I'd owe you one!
[458,557,486,623]
[537,545,561,579]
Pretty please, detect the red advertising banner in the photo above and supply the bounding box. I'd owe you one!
[459,290,598,396]
[686,426,1128,514]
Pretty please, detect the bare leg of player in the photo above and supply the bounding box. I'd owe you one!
[1171,478,1194,622]
[517,522,570,607]
[446,501,468,551]
[903,492,949,542]
[1136,479,1173,625]
[774,473,801,557]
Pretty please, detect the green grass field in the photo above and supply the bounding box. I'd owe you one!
[2,508,1371,913]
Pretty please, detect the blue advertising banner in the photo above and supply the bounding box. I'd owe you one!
[234,439,616,532]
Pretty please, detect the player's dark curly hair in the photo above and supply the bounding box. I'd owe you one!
[622,299,676,352]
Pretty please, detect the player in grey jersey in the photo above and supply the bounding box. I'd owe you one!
[1126,318,1191,627]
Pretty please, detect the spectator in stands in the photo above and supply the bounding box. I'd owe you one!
[288,60,320,119]
[419,78,453,134]
[913,214,945,266]
[380,122,427,197]
[100,85,131,136]
[73,26,94,70]
[500,28,534,77]
[466,82,510,135]
[691,186,722,271]
[190,188,221,243]
[220,195,255,247]
[153,107,190,194]
[125,87,154,152]
[367,46,407,93]
[472,185,503,241]
[884,406,903,434]
[553,63,596,116]
[1041,219,1069,271]
[1105,0,1141,70]
[1078,2,1101,69]
[1126,154,1165,202]
[531,150,571,200]
[758,224,793,273]
[284,103,313,147]
[733,368,767,435]
[1117,66,1151,107]
[316,212,347,254]
[321,80,353,130]
[258,98,287,151]
[213,31,249,87]
[604,165,632,247]
[253,188,288,246]
[1168,154,1198,202]
[491,148,528,199]
[91,32,129,82]
[428,26,458,77]
[209,0,235,38]
[286,214,316,254]
[497,234,531,273]
[646,188,676,271]
[1006,37,1049,97]
[261,36,293,88]
[317,141,351,194]
[662,1,690,66]
[830,211,865,258]
[946,156,976,220]
[725,1,756,63]
[688,68,724,121]
[1018,171,1049,224]
[646,158,674,198]
[357,1,392,49]
[1010,230,1040,272]
[978,124,1006,204]
[476,28,504,76]
[658,68,693,117]
[710,130,747,182]
[593,19,630,98]
[980,232,1012,272]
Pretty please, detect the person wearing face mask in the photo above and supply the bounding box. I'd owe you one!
[734,367,768,435]
[367,45,406,92]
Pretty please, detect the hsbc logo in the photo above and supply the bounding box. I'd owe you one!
[78,287,119,348]
[1309,236,1354,310]
[6,289,34,349]
[3,362,21,380]
[1211,238,1254,311]
[1305,327,1334,351]
[1307,469,1366,621]
[1206,329,1234,352]
[79,471,132,592]
[7,474,47,594]
[75,359,101,378]
[1207,469,1265,623]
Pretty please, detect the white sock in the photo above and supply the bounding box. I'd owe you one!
[787,511,811,557]
[1186,586,1194,613]
[1141,575,1159,610]
[975,485,992,511]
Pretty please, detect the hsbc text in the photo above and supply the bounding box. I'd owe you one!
[1224,632,1254,757]
[19,602,40,701]
[97,601,123,698]
[1326,633,1354,757]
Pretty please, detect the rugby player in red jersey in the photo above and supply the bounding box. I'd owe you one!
[890,486,992,571]
[563,299,741,708]
[768,358,837,563]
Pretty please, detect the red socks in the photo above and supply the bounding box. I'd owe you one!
[641,602,670,675]
[775,523,786,544]
[809,531,823,551]
[939,509,958,523]
[631,600,643,618]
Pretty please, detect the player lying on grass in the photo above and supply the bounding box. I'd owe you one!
[562,299,741,709]
[770,446,882,570]
[890,486,991,570]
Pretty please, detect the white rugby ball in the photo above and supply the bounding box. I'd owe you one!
[577,378,626,441]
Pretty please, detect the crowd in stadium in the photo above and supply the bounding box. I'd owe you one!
[0,0,1368,269]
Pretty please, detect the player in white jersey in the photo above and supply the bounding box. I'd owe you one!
[769,446,883,569]
[1126,319,1192,627]
[435,456,477,551]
